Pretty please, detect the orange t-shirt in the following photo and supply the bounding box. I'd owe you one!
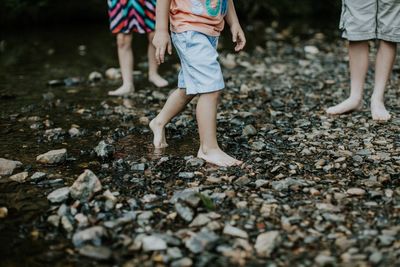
[170,0,228,37]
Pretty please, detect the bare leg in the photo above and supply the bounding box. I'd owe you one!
[327,41,369,114]
[371,40,397,121]
[196,91,242,167]
[109,33,135,96]
[150,89,194,148]
[147,32,169,88]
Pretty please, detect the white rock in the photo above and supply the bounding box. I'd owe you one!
[142,235,167,251]
[223,224,248,239]
[9,172,29,183]
[0,158,22,176]
[47,187,70,203]
[255,231,281,257]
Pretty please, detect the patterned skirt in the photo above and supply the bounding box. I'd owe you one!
[108,0,156,34]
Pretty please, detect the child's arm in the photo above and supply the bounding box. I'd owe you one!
[225,0,246,52]
[153,0,172,65]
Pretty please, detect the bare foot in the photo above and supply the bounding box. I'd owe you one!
[149,74,169,88]
[108,84,134,96]
[198,147,242,167]
[149,118,168,148]
[326,97,363,115]
[371,98,391,121]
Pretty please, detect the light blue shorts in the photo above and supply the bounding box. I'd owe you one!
[171,31,225,95]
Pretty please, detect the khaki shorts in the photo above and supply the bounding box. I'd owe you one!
[340,0,400,42]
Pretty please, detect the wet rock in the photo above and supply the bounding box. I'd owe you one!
[9,172,29,183]
[72,226,107,247]
[186,158,205,167]
[36,149,67,164]
[223,224,248,239]
[175,202,194,222]
[70,170,102,202]
[79,245,112,260]
[47,187,70,203]
[142,235,167,251]
[0,207,8,219]
[31,172,47,181]
[0,158,22,176]
[185,230,219,254]
[255,231,281,258]
[346,188,366,196]
[94,141,115,158]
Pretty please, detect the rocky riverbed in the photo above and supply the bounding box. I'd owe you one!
[1,23,400,267]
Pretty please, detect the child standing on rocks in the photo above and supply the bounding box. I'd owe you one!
[107,0,169,96]
[150,0,246,167]
[327,0,399,121]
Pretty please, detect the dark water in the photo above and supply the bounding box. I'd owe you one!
[0,20,338,266]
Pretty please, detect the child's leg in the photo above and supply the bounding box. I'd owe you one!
[371,40,397,121]
[327,41,369,114]
[109,33,135,96]
[147,32,169,88]
[150,89,195,148]
[196,91,242,167]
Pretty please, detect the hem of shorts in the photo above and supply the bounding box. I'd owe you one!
[171,26,221,37]
[178,83,225,95]
[342,31,400,42]
[342,31,377,41]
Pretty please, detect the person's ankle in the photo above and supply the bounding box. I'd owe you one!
[150,117,164,128]
[199,145,219,155]
[371,94,385,103]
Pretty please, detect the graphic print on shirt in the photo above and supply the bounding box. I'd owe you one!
[190,0,204,15]
[191,0,228,17]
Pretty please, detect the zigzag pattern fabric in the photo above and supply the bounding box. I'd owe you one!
[108,0,156,34]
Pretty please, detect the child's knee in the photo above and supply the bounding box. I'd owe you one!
[117,34,132,49]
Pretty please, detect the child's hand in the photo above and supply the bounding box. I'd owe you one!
[152,31,172,65]
[231,23,246,52]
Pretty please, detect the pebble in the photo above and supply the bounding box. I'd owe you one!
[142,235,167,251]
[0,158,22,176]
[36,149,67,164]
[0,207,8,218]
[9,171,29,183]
[255,231,281,258]
[346,188,366,196]
[47,187,70,203]
[223,224,248,239]
[70,170,102,202]
[79,245,112,260]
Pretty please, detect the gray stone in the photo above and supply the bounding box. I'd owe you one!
[31,172,47,181]
[94,141,114,158]
[79,245,112,260]
[223,224,248,239]
[186,158,205,167]
[61,216,74,232]
[189,214,211,228]
[70,170,102,202]
[47,187,70,203]
[175,202,194,222]
[167,247,183,260]
[142,235,167,251]
[255,179,269,188]
[170,188,201,207]
[47,215,60,227]
[255,231,281,258]
[271,178,310,191]
[315,254,336,266]
[9,172,29,183]
[72,226,107,247]
[243,125,257,136]
[251,141,266,151]
[68,127,81,137]
[178,172,195,179]
[131,163,146,171]
[346,188,366,196]
[171,258,193,267]
[369,251,383,264]
[36,149,67,164]
[0,158,22,176]
[185,230,219,254]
